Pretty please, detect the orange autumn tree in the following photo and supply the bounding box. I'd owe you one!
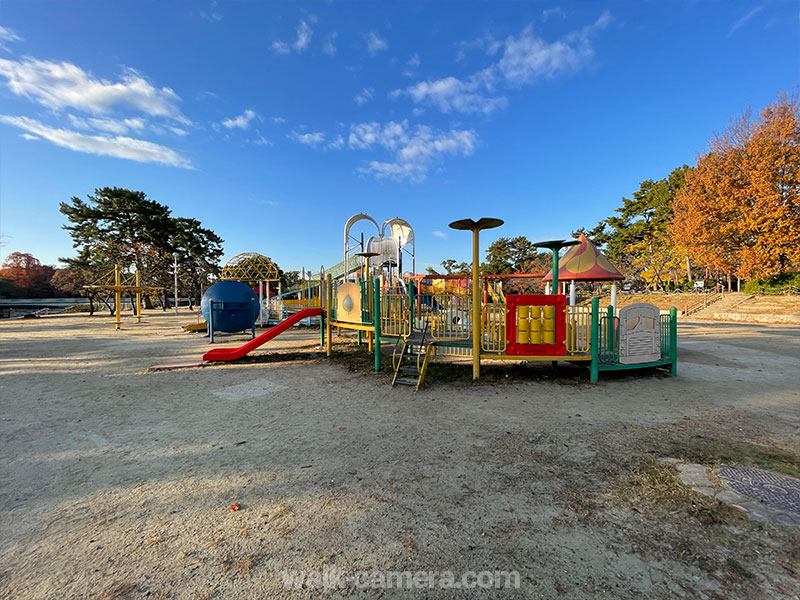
[671,94,800,280]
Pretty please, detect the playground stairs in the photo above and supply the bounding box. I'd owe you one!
[687,292,752,319]
[391,328,433,391]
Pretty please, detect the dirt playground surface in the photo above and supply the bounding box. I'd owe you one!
[1,311,798,599]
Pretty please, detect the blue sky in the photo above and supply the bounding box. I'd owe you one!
[0,1,796,274]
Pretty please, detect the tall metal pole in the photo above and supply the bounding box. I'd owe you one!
[173,254,179,314]
[114,264,121,330]
[471,229,481,380]
[448,217,504,381]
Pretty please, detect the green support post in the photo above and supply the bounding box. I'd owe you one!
[606,305,615,355]
[589,297,599,383]
[669,306,678,376]
[373,276,381,371]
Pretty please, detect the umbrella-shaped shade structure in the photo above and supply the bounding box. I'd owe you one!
[543,234,623,282]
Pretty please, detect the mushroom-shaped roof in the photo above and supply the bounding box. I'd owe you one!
[543,234,624,282]
[221,252,280,283]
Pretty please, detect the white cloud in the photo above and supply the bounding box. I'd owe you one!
[67,113,147,135]
[364,31,389,55]
[395,12,611,115]
[1,115,193,168]
[402,74,507,115]
[0,25,22,48]
[288,130,326,146]
[542,7,566,22]
[222,109,257,129]
[322,32,338,56]
[354,87,374,105]
[728,6,763,37]
[123,117,145,131]
[272,40,291,55]
[432,230,447,239]
[402,53,420,77]
[20,133,38,141]
[253,134,271,146]
[327,134,344,150]
[0,57,189,123]
[271,116,288,124]
[455,33,502,62]
[273,19,313,54]
[294,20,313,51]
[348,120,478,183]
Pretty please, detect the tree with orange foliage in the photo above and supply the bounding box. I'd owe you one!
[0,252,55,297]
[671,94,800,280]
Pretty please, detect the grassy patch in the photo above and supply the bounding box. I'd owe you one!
[655,435,800,480]
[607,457,741,525]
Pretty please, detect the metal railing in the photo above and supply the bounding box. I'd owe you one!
[684,291,723,316]
[429,292,472,340]
[566,305,591,354]
[381,289,411,337]
[481,303,506,353]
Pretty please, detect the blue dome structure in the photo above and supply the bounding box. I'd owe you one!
[201,280,259,334]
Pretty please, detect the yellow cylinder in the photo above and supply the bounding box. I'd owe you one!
[517,306,530,344]
[530,316,542,344]
[542,304,555,344]
[530,305,541,319]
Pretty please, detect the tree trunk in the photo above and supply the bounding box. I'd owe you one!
[88,294,95,316]
[685,255,692,281]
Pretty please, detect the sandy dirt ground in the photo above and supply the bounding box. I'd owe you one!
[1,310,798,599]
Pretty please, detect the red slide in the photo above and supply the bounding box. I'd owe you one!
[202,308,323,362]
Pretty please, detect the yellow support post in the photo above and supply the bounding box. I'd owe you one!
[326,274,332,357]
[135,270,142,323]
[472,228,480,380]
[449,217,504,381]
[114,264,121,330]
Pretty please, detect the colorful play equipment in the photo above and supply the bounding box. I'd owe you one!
[201,280,259,342]
[542,233,625,308]
[221,252,281,325]
[202,308,323,361]
[84,264,163,329]
[196,213,678,389]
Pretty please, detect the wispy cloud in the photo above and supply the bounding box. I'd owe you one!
[0,57,190,123]
[542,7,566,22]
[222,109,257,129]
[271,116,288,124]
[395,12,611,115]
[0,25,22,50]
[0,115,193,168]
[322,32,338,56]
[364,31,389,55]
[348,120,478,183]
[354,87,374,105]
[432,230,448,240]
[402,53,420,77]
[327,134,345,150]
[273,19,313,54]
[728,6,763,37]
[288,130,326,146]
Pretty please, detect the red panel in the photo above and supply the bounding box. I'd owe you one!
[505,294,567,356]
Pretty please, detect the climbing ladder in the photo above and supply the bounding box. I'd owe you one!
[391,323,435,391]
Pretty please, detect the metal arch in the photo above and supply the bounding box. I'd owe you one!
[221,252,281,283]
[382,217,416,276]
[344,213,381,280]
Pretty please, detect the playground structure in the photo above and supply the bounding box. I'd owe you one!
[197,213,677,389]
[84,264,163,330]
[221,252,281,325]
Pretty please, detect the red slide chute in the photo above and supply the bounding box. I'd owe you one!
[202,308,323,362]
